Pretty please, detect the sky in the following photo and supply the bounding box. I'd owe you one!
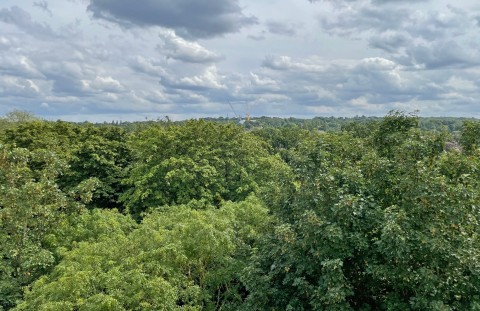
[1,0,480,122]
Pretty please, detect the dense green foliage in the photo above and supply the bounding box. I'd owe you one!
[122,120,291,218]
[0,145,94,310]
[2,121,131,209]
[1,111,480,310]
[14,198,270,311]
[243,119,479,310]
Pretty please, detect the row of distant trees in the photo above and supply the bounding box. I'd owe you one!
[1,111,480,310]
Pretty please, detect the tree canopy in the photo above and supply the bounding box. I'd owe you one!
[1,111,480,310]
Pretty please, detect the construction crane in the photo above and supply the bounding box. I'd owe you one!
[228,102,252,124]
[228,102,241,123]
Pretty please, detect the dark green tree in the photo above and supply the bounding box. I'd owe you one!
[243,128,480,310]
[2,121,131,209]
[460,120,480,154]
[0,145,94,310]
[372,110,419,157]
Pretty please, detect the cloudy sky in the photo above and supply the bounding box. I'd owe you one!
[1,0,480,121]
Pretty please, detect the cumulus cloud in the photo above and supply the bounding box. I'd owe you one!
[0,55,45,79]
[254,52,480,116]
[313,0,479,70]
[85,76,125,93]
[262,55,327,72]
[129,56,166,77]
[87,0,258,39]
[40,61,96,95]
[160,66,226,91]
[368,31,410,53]
[405,41,480,69]
[258,55,425,107]
[159,31,223,63]
[1,0,480,120]
[241,72,281,95]
[250,73,278,88]
[0,77,42,97]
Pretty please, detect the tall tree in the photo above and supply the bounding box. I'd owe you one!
[121,120,292,218]
[3,121,131,209]
[14,198,271,311]
[0,145,93,310]
[244,126,480,310]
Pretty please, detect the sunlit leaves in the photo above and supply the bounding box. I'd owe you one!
[14,197,270,311]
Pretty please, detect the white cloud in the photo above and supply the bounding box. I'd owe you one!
[159,30,223,63]
[0,76,42,97]
[250,73,278,87]
[0,55,44,78]
[446,76,477,92]
[85,76,125,93]
[161,66,226,90]
[0,36,12,49]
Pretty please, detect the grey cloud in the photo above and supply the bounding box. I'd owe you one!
[315,1,479,70]
[404,9,469,41]
[406,41,480,69]
[40,61,97,95]
[87,0,258,39]
[50,75,86,95]
[257,53,480,115]
[371,0,429,3]
[266,21,298,37]
[319,5,408,36]
[248,34,266,41]
[259,55,428,106]
[261,56,286,70]
[318,2,471,41]
[0,55,45,79]
[33,1,52,16]
[368,31,410,53]
[0,6,57,38]
[310,0,429,4]
[342,58,407,100]
[129,56,166,77]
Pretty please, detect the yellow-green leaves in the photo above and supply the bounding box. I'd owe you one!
[14,198,270,311]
